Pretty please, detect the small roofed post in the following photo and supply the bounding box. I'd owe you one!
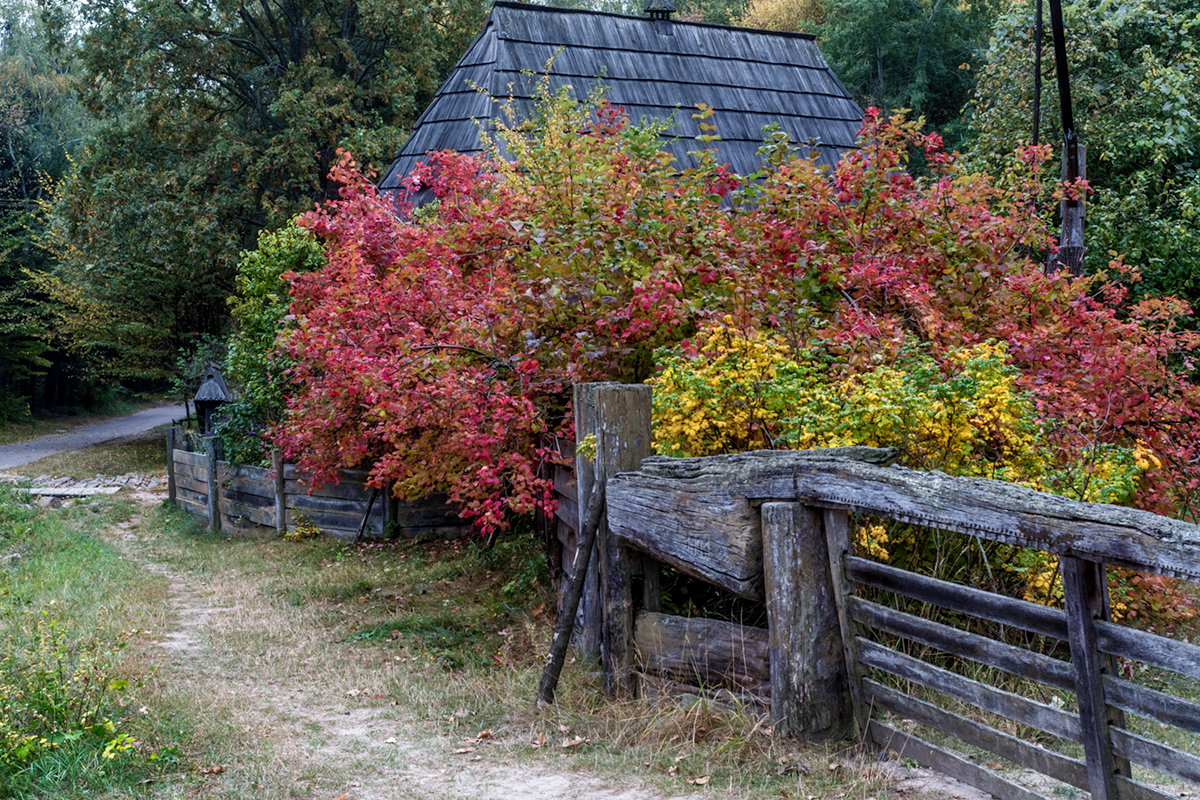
[194,361,233,435]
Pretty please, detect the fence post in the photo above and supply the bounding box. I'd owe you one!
[761,502,852,739]
[166,427,178,508]
[822,509,868,735]
[273,449,286,536]
[1061,556,1122,800]
[574,382,652,697]
[204,436,221,533]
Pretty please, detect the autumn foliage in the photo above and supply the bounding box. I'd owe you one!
[274,88,1200,542]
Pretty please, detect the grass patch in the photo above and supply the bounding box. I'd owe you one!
[5,488,907,799]
[0,486,177,798]
[10,429,167,479]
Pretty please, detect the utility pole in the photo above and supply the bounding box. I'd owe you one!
[1046,0,1086,275]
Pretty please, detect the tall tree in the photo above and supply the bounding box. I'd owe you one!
[818,0,998,140]
[0,0,90,416]
[42,0,485,382]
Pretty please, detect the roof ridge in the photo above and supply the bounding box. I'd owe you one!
[489,0,818,41]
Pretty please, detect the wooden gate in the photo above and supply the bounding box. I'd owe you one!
[818,504,1200,800]
[606,446,1200,798]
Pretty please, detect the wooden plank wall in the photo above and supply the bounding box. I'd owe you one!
[284,465,384,539]
[167,432,468,540]
[172,448,209,517]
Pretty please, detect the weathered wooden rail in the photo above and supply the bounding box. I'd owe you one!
[562,383,1200,800]
[166,427,467,539]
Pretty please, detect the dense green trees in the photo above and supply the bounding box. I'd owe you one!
[818,0,997,140]
[969,0,1200,306]
[732,0,997,143]
[0,0,91,418]
[38,0,485,384]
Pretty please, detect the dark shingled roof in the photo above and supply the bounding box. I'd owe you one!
[378,1,862,193]
[194,362,233,404]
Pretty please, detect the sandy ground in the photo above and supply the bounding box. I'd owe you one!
[102,498,705,800]
[0,404,185,469]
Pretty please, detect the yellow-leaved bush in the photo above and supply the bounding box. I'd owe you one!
[650,322,1152,605]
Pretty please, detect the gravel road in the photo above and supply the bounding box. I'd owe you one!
[0,404,186,470]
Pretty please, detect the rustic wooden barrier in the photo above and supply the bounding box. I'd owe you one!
[166,428,468,540]
[608,451,1200,798]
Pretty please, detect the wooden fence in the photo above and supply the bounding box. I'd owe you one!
[559,383,1200,800]
[166,427,468,539]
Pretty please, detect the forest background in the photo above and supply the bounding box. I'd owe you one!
[1,0,1197,443]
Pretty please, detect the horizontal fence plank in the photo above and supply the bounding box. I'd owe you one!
[173,460,207,483]
[1094,620,1200,681]
[634,611,769,695]
[175,487,208,514]
[220,487,273,510]
[391,501,464,530]
[868,720,1051,800]
[864,679,1090,791]
[283,463,370,481]
[287,492,380,516]
[172,449,207,469]
[849,597,1075,691]
[283,464,371,483]
[285,508,378,537]
[856,639,1081,743]
[608,449,897,601]
[223,499,275,528]
[846,557,1069,641]
[285,479,373,503]
[1114,779,1185,800]
[1110,727,1200,785]
[174,472,208,495]
[219,462,270,482]
[618,450,1200,581]
[220,474,274,501]
[1103,675,1200,736]
[608,482,765,600]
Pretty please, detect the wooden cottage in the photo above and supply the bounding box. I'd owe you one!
[378,0,862,193]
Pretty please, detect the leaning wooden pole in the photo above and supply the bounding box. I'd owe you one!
[1046,0,1086,275]
[537,474,606,706]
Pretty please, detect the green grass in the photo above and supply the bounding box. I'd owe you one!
[0,485,176,799]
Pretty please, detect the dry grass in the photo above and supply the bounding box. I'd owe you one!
[6,478,943,799]
[86,505,915,800]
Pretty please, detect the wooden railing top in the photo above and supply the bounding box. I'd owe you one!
[618,448,1200,582]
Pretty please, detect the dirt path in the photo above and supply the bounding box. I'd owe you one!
[102,495,703,800]
[0,404,185,470]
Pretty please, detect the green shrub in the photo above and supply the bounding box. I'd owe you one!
[218,222,325,465]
